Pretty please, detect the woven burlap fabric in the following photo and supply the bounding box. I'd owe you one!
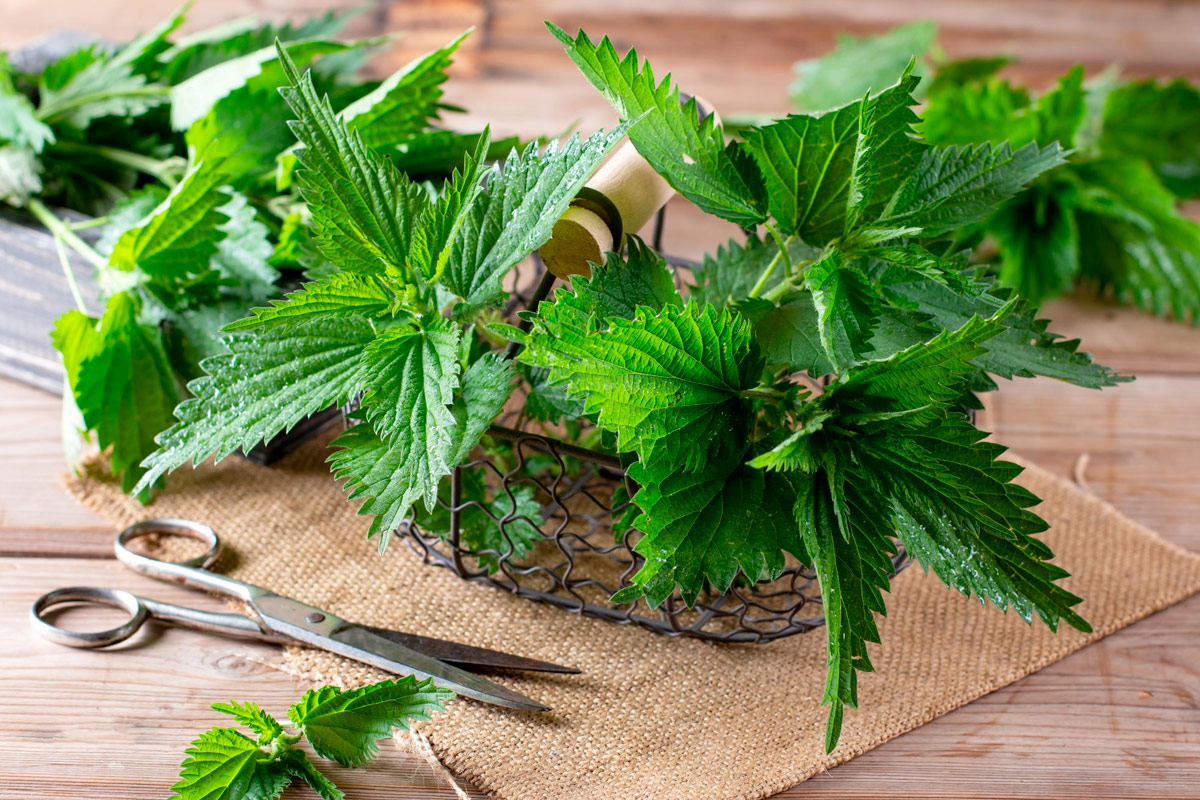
[65,434,1200,800]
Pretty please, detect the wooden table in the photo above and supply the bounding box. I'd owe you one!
[4,2,1200,796]
[3,287,1199,799]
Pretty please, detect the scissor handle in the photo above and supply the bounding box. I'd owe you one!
[115,518,256,602]
[31,586,149,648]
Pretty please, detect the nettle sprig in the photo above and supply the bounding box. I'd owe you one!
[785,21,1200,321]
[171,678,452,800]
[26,7,508,497]
[139,24,1126,751]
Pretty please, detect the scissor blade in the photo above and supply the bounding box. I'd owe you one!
[253,594,549,712]
[330,624,550,712]
[359,624,580,674]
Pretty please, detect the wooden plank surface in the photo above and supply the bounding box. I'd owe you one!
[3,1,1200,797]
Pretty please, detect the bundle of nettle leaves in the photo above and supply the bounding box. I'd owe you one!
[783,20,1200,318]
[1,6,510,497]
[121,21,1131,750]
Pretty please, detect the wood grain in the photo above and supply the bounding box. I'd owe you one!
[3,1,1200,797]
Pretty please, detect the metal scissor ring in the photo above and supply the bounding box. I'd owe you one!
[117,518,221,570]
[31,586,149,649]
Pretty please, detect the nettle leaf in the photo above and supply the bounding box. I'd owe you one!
[36,45,169,129]
[388,128,520,180]
[277,749,342,800]
[878,141,1066,238]
[212,192,278,302]
[161,9,355,83]
[409,128,489,284]
[875,264,1125,387]
[168,727,277,800]
[332,347,514,542]
[520,300,760,471]
[0,144,42,205]
[990,182,1080,304]
[790,20,937,111]
[225,272,396,331]
[1100,78,1200,198]
[795,461,897,753]
[920,66,1085,150]
[741,68,922,244]
[359,316,462,505]
[689,234,815,308]
[341,31,467,149]
[135,317,375,495]
[54,292,181,497]
[548,23,766,227]
[288,677,453,767]
[927,56,1013,94]
[109,157,231,281]
[444,126,630,308]
[212,700,283,744]
[614,444,800,607]
[0,80,54,152]
[805,249,882,372]
[737,294,829,375]
[171,39,348,130]
[568,234,682,319]
[279,45,428,279]
[1073,157,1200,321]
[186,84,296,180]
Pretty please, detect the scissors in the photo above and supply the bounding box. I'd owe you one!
[31,518,576,712]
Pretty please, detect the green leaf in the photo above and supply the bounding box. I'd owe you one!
[614,444,800,607]
[161,9,356,83]
[805,249,881,372]
[519,300,760,471]
[547,24,766,227]
[359,316,462,505]
[277,750,343,800]
[741,68,922,244]
[108,157,231,281]
[211,700,283,744]
[877,141,1066,238]
[171,39,348,130]
[794,462,897,753]
[990,182,1080,304]
[387,128,521,180]
[211,192,278,302]
[874,265,1125,387]
[737,294,830,376]
[135,317,375,495]
[0,79,54,151]
[169,727,278,800]
[0,144,42,205]
[1100,78,1200,198]
[225,272,396,331]
[927,56,1013,94]
[279,45,428,279]
[446,351,516,465]
[522,365,584,425]
[36,48,169,129]
[790,21,937,111]
[564,234,682,319]
[1073,157,1200,321]
[443,126,629,308]
[185,83,297,180]
[341,31,468,149]
[57,293,182,497]
[95,186,168,257]
[288,677,453,767]
[409,127,489,284]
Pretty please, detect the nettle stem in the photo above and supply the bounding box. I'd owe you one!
[52,139,181,188]
[27,199,106,313]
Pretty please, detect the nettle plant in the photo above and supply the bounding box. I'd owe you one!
[18,8,507,497]
[784,20,1200,318]
[138,26,1126,750]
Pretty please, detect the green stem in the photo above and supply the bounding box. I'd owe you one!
[28,199,107,271]
[51,139,179,188]
[742,387,785,401]
[746,248,785,299]
[765,221,792,275]
[66,215,109,232]
[51,229,87,312]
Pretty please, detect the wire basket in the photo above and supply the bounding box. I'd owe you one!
[392,206,909,643]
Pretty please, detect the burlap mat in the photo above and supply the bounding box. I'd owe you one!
[64,433,1200,800]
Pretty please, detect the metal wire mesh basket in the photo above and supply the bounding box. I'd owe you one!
[391,208,908,643]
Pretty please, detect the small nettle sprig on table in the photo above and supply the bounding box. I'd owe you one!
[136,25,1126,751]
[171,677,452,800]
